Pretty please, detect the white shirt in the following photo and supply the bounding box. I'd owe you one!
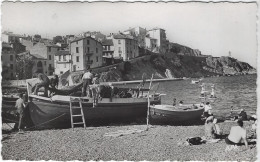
[228,126,246,143]
[204,104,212,112]
[82,72,93,79]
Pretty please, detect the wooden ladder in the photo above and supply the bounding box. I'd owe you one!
[69,97,86,129]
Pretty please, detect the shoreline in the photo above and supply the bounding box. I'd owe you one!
[2,121,256,161]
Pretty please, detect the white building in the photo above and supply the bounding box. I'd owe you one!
[70,37,103,71]
[54,50,72,74]
[108,33,139,61]
[147,27,167,54]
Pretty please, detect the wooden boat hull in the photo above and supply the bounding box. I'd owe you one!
[150,104,204,123]
[28,95,161,129]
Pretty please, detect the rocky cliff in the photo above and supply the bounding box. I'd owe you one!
[97,44,256,82]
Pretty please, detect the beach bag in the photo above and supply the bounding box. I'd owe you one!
[186,137,204,145]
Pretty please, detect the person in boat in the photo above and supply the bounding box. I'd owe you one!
[49,75,59,97]
[82,69,93,97]
[15,93,26,132]
[33,72,50,97]
[225,119,248,149]
[90,73,100,107]
[173,98,177,106]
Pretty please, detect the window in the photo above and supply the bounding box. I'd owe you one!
[76,47,79,53]
[49,64,52,68]
[49,55,51,60]
[87,56,90,61]
[118,40,121,44]
[44,61,47,65]
[87,40,90,45]
[108,46,110,51]
[59,55,61,61]
[48,47,51,52]
[76,56,79,62]
[87,47,90,53]
[96,48,98,53]
[10,55,13,61]
[96,56,98,62]
[60,71,63,74]
[63,55,66,61]
[10,64,13,70]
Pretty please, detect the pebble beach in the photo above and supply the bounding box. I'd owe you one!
[1,121,257,161]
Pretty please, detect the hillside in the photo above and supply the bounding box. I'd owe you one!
[96,45,256,82]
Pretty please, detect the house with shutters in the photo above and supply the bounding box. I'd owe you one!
[70,37,103,71]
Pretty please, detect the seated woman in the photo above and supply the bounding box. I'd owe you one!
[204,116,218,140]
[225,119,248,148]
[248,115,257,139]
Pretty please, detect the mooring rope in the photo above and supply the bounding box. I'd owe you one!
[24,113,67,130]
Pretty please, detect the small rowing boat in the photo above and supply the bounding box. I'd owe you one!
[150,104,204,123]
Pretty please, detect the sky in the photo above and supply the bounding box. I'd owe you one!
[1,2,257,67]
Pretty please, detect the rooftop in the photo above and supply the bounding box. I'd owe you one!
[101,39,113,46]
[113,33,134,40]
[2,31,26,38]
[2,42,12,48]
[55,50,70,56]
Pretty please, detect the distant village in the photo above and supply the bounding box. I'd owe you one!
[2,27,202,80]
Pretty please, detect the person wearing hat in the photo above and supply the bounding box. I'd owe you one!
[225,119,248,148]
[33,72,50,97]
[81,68,93,97]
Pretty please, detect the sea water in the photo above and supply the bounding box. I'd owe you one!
[127,74,257,118]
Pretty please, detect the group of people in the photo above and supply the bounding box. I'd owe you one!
[32,72,59,97]
[203,108,257,151]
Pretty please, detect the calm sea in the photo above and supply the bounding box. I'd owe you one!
[125,74,257,118]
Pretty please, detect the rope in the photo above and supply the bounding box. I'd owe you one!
[24,113,67,130]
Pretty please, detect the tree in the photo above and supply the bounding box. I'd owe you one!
[16,53,35,79]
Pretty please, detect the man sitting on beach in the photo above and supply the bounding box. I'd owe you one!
[225,119,248,150]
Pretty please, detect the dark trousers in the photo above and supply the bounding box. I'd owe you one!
[34,81,49,97]
[17,109,24,130]
[82,79,92,97]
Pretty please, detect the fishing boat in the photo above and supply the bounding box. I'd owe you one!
[149,104,204,123]
[25,78,162,129]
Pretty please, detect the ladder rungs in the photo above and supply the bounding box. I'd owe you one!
[73,122,85,125]
[72,114,83,117]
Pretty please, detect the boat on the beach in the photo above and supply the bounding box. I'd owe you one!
[149,104,204,123]
[28,94,161,129]
[24,78,162,129]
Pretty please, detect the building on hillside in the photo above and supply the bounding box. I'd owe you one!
[54,50,72,75]
[107,33,139,61]
[2,43,17,80]
[123,27,147,48]
[101,39,114,66]
[70,37,103,71]
[29,42,60,75]
[147,27,167,54]
[2,31,26,43]
[145,36,158,53]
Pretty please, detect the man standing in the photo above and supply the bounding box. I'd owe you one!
[15,93,25,131]
[33,72,50,97]
[82,69,93,97]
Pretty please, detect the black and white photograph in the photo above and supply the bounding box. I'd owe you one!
[1,1,258,161]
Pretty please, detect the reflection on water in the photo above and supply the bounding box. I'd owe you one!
[124,74,257,117]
